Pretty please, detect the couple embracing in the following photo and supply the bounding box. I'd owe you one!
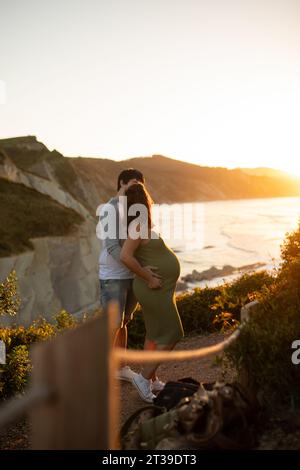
[99,169,184,403]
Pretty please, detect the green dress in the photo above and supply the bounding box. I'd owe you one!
[133,231,184,345]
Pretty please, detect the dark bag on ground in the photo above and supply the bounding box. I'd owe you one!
[153,377,200,410]
[121,380,258,450]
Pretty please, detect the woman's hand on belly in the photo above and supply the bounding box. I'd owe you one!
[143,265,163,289]
[147,276,162,289]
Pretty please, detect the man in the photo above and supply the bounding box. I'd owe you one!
[98,169,162,384]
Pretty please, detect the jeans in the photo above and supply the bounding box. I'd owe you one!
[99,278,138,327]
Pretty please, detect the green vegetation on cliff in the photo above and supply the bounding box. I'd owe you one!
[0,178,83,257]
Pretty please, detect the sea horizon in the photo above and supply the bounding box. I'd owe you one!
[157,196,300,288]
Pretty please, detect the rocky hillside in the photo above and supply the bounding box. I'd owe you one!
[102,155,300,203]
[239,167,296,179]
[71,154,300,208]
[1,136,300,217]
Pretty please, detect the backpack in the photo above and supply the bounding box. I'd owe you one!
[153,377,200,410]
[121,380,258,450]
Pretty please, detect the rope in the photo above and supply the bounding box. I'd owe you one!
[114,325,242,363]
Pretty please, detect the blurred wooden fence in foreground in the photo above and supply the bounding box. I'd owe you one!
[0,300,258,450]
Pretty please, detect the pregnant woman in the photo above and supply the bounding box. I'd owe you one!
[120,182,184,402]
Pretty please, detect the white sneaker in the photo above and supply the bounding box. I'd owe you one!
[151,378,166,393]
[132,373,156,403]
[116,366,137,383]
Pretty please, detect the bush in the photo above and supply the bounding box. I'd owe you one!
[0,319,57,354]
[54,309,77,330]
[0,272,83,398]
[280,221,300,265]
[0,307,79,398]
[226,220,300,406]
[0,345,31,397]
[211,271,274,330]
[0,270,20,317]
[176,286,222,334]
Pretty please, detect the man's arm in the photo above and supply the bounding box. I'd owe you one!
[105,234,122,260]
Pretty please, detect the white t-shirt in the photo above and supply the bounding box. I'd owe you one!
[99,247,134,280]
[98,197,134,280]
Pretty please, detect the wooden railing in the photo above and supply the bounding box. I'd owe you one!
[0,300,258,449]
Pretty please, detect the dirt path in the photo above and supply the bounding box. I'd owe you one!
[119,332,234,428]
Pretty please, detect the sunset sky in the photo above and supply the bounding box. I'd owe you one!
[1,0,300,174]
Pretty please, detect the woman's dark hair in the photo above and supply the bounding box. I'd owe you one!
[117,168,145,191]
[125,182,153,233]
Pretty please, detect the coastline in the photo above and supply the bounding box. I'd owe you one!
[176,261,278,293]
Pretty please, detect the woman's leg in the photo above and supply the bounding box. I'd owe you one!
[116,283,138,350]
[141,339,178,380]
[143,339,158,380]
[113,324,127,349]
[114,280,137,349]
[131,339,179,402]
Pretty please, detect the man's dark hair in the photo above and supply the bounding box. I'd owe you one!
[117,168,145,190]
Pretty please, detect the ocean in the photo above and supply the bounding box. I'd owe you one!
[153,197,300,288]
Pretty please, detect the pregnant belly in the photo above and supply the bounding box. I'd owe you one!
[142,250,180,285]
[159,251,180,280]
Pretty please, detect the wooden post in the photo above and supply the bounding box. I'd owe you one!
[30,307,119,449]
[240,300,259,322]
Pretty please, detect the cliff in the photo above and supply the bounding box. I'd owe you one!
[0,137,100,325]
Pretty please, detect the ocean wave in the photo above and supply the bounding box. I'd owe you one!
[220,228,257,254]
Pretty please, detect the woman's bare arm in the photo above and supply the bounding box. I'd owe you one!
[120,237,162,288]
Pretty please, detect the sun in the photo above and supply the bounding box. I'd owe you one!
[284,164,300,179]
